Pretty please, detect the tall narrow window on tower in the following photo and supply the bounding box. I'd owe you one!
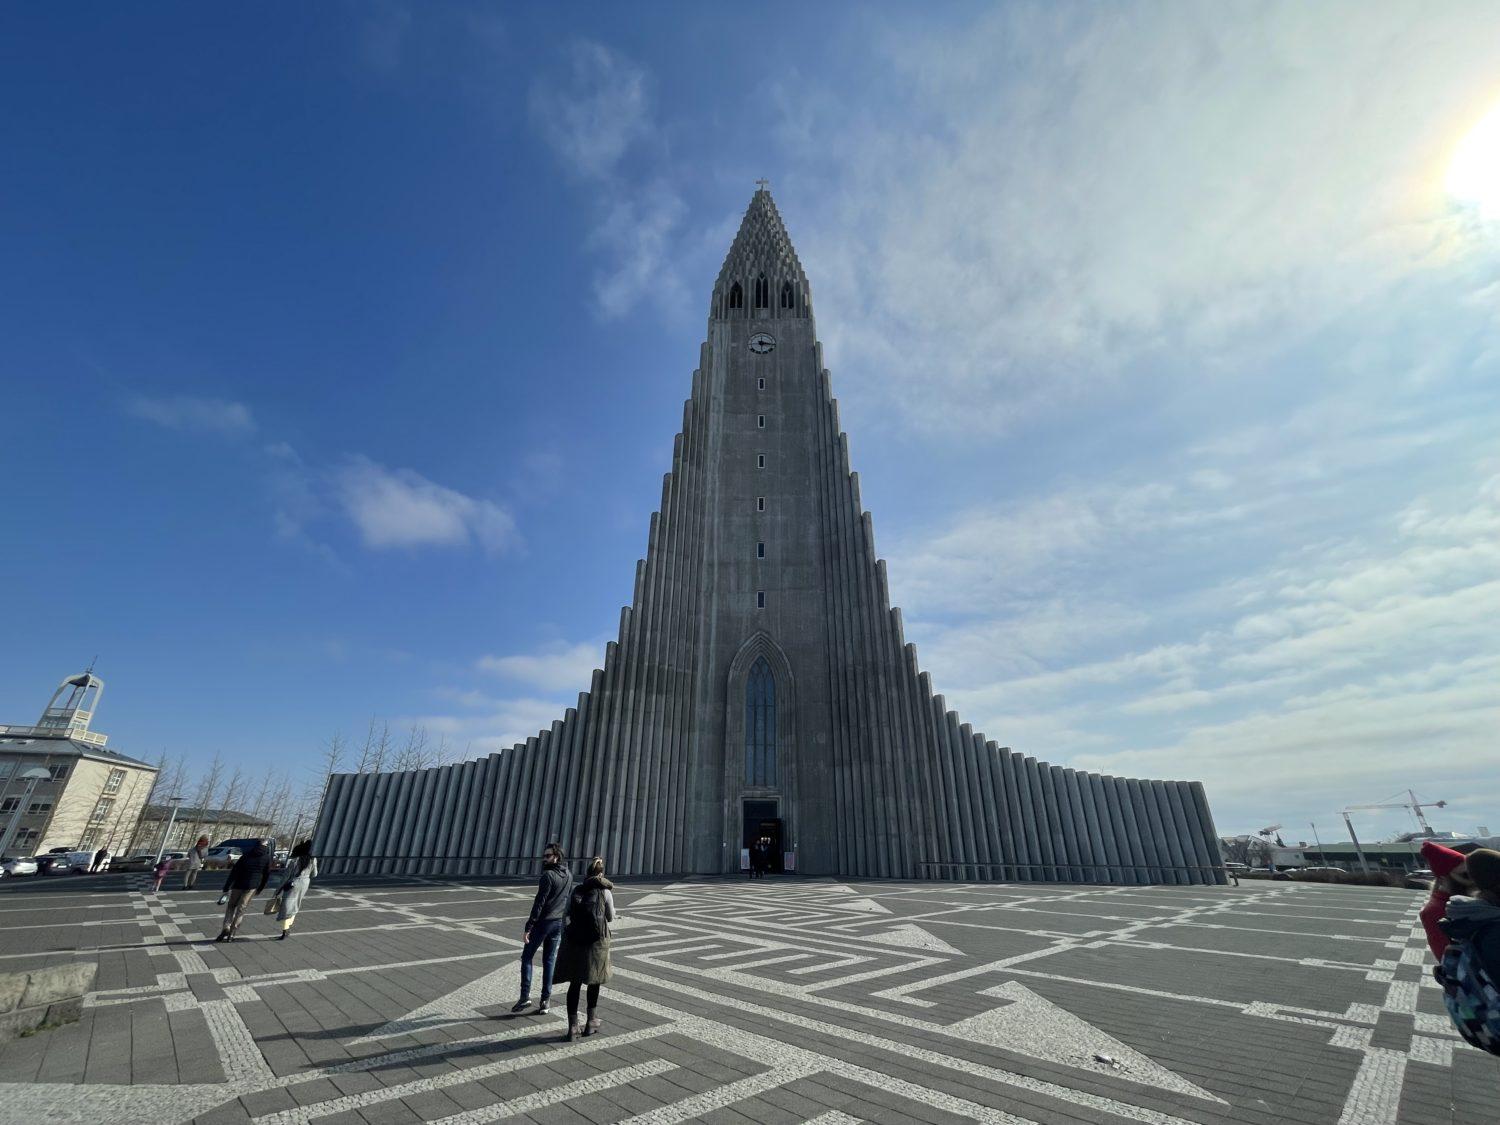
[754,274,769,309]
[745,656,776,786]
[780,281,794,309]
[729,282,743,310]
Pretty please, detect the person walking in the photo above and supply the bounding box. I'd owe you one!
[182,836,208,891]
[512,843,572,1014]
[92,847,109,873]
[215,839,273,942]
[151,854,173,893]
[552,856,615,1041]
[273,840,318,940]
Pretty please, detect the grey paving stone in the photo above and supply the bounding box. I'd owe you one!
[5,875,1497,1124]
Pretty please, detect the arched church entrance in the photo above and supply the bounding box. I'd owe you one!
[724,634,796,874]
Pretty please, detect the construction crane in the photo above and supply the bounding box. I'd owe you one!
[1340,791,1448,874]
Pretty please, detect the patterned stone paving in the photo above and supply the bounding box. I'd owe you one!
[0,873,1495,1124]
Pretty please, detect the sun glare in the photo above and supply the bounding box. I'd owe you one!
[1447,100,1500,221]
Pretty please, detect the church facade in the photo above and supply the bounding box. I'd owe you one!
[313,189,1224,884]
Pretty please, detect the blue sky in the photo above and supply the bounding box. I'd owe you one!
[2,3,1497,841]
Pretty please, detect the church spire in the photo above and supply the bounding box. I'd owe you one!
[712,184,811,320]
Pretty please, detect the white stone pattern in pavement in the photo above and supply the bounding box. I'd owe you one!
[0,878,1494,1125]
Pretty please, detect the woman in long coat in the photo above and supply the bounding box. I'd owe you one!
[182,836,208,890]
[552,856,615,1040]
[275,840,318,940]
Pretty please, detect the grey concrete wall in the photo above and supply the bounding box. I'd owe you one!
[312,190,1225,886]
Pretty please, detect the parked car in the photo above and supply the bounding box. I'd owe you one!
[35,854,73,875]
[112,852,159,872]
[1,856,39,877]
[205,837,275,869]
[203,846,242,869]
[66,850,107,872]
[110,851,187,872]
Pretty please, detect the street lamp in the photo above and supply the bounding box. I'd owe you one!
[0,768,53,858]
[154,796,185,863]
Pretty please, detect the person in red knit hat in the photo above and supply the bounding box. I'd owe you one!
[1419,840,1475,960]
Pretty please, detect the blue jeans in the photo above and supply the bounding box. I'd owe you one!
[519,918,563,1000]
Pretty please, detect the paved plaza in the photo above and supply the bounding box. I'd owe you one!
[0,873,1494,1125]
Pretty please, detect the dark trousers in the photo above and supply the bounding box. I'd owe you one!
[566,981,601,1024]
[519,918,563,1000]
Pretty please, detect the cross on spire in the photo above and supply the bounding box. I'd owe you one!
[755,178,770,192]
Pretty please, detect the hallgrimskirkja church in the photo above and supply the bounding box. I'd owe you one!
[313,188,1224,884]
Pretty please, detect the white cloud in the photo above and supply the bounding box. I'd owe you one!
[529,41,651,180]
[476,640,603,693]
[775,4,1500,432]
[528,41,691,319]
[333,455,517,554]
[888,405,1500,834]
[127,395,255,435]
[408,696,574,756]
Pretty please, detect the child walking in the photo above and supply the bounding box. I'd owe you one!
[151,854,174,893]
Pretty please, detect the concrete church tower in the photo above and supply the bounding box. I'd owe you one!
[315,188,1224,884]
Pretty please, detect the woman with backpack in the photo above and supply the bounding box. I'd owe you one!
[552,856,615,1041]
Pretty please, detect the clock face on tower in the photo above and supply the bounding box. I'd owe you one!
[748,333,776,355]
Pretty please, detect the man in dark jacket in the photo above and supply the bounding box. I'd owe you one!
[216,840,273,942]
[512,843,572,1014]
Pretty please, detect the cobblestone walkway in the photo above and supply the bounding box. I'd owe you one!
[0,875,1493,1124]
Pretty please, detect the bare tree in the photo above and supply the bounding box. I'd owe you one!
[353,718,378,774]
[249,770,276,823]
[184,751,225,844]
[309,732,347,811]
[146,751,189,809]
[256,770,293,837]
[371,720,392,772]
[392,724,432,770]
[217,767,250,840]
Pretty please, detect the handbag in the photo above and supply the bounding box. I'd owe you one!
[263,889,285,915]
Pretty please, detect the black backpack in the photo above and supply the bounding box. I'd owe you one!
[567,885,607,942]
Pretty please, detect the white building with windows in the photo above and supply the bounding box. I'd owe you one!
[0,672,158,858]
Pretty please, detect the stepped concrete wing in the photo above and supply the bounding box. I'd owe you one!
[314,188,1226,884]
